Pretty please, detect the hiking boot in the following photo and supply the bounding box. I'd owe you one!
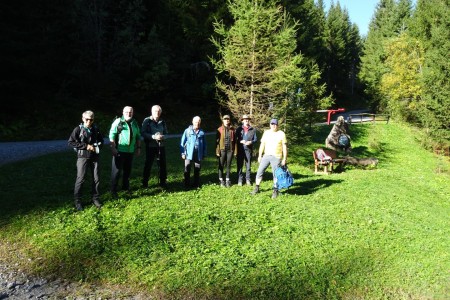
[250,186,259,195]
[75,202,83,211]
[220,180,225,187]
[226,180,231,188]
[246,180,252,186]
[93,200,102,209]
[238,181,243,186]
[271,189,279,199]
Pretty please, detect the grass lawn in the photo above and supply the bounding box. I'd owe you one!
[0,122,449,299]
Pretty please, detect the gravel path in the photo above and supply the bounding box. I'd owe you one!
[0,140,71,166]
[0,261,147,299]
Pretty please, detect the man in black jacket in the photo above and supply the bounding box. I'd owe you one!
[68,110,104,211]
[141,105,168,188]
[236,114,257,186]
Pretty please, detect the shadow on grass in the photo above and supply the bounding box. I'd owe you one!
[29,219,378,299]
[286,176,344,196]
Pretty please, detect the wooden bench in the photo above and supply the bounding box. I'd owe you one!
[313,149,346,174]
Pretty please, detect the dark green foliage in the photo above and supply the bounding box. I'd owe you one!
[323,3,363,107]
[410,0,450,144]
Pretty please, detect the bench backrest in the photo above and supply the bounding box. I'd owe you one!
[313,148,337,160]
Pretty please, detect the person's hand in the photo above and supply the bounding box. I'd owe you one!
[216,153,220,157]
[181,154,186,160]
[281,158,286,166]
[111,147,118,157]
[86,144,95,152]
[240,140,245,144]
[154,133,164,141]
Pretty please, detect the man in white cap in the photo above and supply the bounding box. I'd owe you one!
[236,114,257,186]
[251,118,287,199]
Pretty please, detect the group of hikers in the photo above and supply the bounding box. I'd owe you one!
[68,105,288,211]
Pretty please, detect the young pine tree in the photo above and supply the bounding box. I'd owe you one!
[210,0,306,129]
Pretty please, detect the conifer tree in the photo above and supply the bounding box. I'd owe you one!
[359,0,413,111]
[211,0,308,129]
[323,2,362,106]
[359,0,397,111]
[410,0,450,143]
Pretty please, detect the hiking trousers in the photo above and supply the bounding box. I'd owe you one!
[74,157,100,202]
[237,148,252,183]
[142,145,167,186]
[111,152,134,192]
[255,155,280,188]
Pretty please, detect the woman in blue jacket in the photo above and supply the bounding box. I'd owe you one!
[180,116,206,189]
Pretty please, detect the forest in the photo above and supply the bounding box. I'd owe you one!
[1,0,448,146]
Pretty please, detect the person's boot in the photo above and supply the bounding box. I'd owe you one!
[184,173,190,189]
[250,185,259,195]
[193,169,200,188]
[225,179,231,188]
[160,180,167,189]
[93,199,102,209]
[74,200,83,211]
[220,179,225,187]
[271,189,279,199]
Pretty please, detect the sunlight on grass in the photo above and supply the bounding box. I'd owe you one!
[1,122,449,299]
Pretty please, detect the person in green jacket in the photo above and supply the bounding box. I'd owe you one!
[109,106,142,197]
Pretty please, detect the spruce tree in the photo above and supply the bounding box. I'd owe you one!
[410,0,450,143]
[359,0,397,111]
[211,0,307,129]
[323,2,362,107]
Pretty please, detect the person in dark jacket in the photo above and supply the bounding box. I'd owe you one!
[236,114,257,186]
[215,115,237,187]
[68,110,104,211]
[141,105,168,188]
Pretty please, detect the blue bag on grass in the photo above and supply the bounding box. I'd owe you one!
[275,165,294,189]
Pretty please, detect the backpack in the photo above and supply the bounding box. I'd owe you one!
[275,165,294,190]
[316,148,332,161]
[338,134,350,148]
[73,124,85,152]
[73,124,101,153]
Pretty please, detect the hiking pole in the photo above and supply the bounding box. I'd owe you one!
[155,132,161,185]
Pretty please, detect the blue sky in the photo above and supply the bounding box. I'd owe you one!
[321,0,416,37]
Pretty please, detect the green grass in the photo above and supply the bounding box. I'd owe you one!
[1,122,449,299]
